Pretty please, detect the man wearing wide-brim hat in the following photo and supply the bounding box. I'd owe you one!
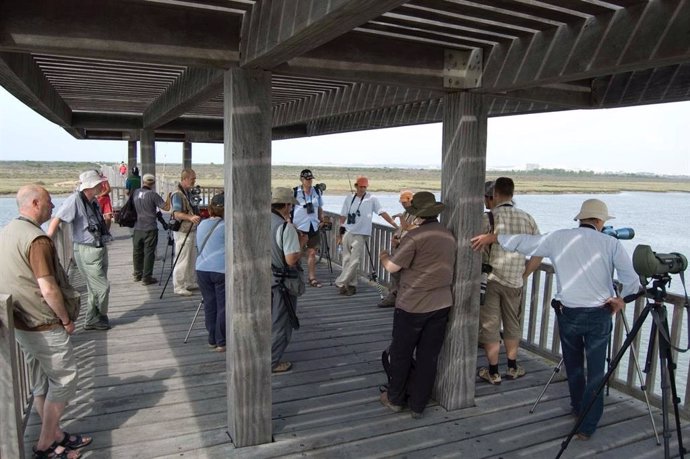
[471,198,642,439]
[48,170,112,330]
[378,191,457,419]
[270,187,307,374]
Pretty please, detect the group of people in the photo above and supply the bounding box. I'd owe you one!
[2,166,643,456]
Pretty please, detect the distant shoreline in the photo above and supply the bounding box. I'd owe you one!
[0,161,688,196]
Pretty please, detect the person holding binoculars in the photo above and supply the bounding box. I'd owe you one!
[335,176,397,296]
[292,169,325,288]
[48,170,112,331]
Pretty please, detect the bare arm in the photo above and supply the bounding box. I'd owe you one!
[523,256,543,280]
[46,217,62,238]
[36,276,75,334]
[379,212,399,229]
[471,233,498,251]
[379,250,402,273]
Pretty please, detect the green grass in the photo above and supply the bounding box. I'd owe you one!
[0,161,688,195]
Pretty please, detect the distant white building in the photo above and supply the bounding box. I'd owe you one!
[525,163,540,171]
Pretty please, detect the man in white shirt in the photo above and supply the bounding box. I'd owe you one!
[472,198,641,439]
[335,176,397,296]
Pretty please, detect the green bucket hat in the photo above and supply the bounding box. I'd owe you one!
[408,191,445,218]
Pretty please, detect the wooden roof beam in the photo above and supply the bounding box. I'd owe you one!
[482,0,690,92]
[0,51,84,138]
[240,0,408,69]
[143,67,224,129]
[0,0,240,67]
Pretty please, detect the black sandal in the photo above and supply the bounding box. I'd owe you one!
[59,432,92,450]
[33,442,80,459]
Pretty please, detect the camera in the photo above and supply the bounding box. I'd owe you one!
[315,182,327,193]
[602,225,635,240]
[321,216,333,231]
[156,211,169,231]
[633,244,687,280]
[190,185,202,207]
[480,263,492,305]
[304,202,315,214]
[87,224,103,248]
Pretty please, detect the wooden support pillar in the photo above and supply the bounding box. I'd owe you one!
[140,130,156,178]
[127,141,137,173]
[0,294,25,459]
[182,141,192,170]
[435,91,487,410]
[224,68,273,447]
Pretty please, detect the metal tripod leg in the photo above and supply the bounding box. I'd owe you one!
[620,311,661,445]
[530,358,563,414]
[183,300,204,344]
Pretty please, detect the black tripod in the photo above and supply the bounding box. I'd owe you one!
[364,240,385,299]
[557,276,685,459]
[158,226,175,285]
[319,227,334,285]
[160,224,193,299]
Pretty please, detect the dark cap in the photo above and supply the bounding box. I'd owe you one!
[300,169,314,180]
[484,180,494,198]
[210,193,224,207]
[132,166,140,175]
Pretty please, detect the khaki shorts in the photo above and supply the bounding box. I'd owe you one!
[303,228,321,249]
[14,328,78,402]
[478,280,524,343]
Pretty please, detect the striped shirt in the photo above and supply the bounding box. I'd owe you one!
[482,201,540,288]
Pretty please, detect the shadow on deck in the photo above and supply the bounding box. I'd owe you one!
[24,227,687,458]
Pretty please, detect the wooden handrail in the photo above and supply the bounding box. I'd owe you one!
[323,210,690,417]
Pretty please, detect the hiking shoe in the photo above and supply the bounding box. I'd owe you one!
[343,286,356,296]
[379,391,403,413]
[174,288,193,296]
[504,365,526,380]
[478,367,501,385]
[411,410,424,419]
[272,361,292,373]
[84,321,110,331]
[132,275,142,282]
[142,277,158,285]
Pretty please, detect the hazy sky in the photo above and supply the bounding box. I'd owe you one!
[1,87,688,176]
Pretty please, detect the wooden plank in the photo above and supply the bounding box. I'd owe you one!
[224,67,273,446]
[436,91,487,410]
[0,294,25,459]
[240,0,408,68]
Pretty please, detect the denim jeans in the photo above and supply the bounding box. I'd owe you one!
[557,306,612,436]
[197,270,226,347]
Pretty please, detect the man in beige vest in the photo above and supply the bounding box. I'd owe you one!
[0,185,92,458]
[171,168,202,296]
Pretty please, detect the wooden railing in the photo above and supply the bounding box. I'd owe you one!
[110,184,224,210]
[323,210,690,417]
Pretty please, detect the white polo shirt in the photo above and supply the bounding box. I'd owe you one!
[340,193,383,237]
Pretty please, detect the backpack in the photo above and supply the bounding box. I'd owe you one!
[118,192,137,228]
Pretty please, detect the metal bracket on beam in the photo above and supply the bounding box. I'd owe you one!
[444,49,482,89]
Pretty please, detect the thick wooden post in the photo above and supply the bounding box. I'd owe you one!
[127,141,137,173]
[0,294,25,459]
[182,141,192,170]
[224,68,273,446]
[435,92,487,409]
[140,130,156,178]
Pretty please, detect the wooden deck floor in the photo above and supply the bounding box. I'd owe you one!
[24,226,689,458]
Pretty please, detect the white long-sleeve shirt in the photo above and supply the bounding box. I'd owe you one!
[498,226,641,308]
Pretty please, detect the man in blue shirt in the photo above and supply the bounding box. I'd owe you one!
[472,198,641,439]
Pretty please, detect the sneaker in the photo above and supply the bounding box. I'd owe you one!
[338,285,348,295]
[411,410,424,419]
[132,275,142,282]
[377,294,396,308]
[272,361,292,373]
[343,286,356,296]
[379,391,403,413]
[478,367,502,385]
[141,277,158,285]
[504,365,526,380]
[186,284,199,291]
[84,321,110,331]
[174,288,193,296]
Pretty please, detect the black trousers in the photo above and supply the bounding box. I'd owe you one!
[388,306,450,412]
